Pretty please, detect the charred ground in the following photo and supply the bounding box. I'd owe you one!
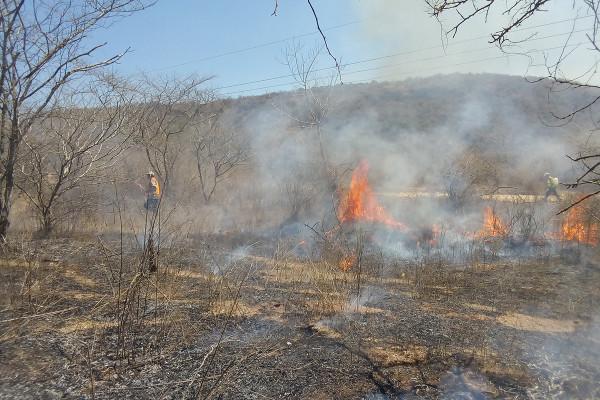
[3,73,600,399]
[1,229,599,399]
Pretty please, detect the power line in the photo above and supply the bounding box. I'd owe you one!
[355,45,579,84]
[220,29,588,96]
[213,15,593,91]
[147,20,361,73]
[222,41,585,96]
[216,30,583,92]
[148,14,591,75]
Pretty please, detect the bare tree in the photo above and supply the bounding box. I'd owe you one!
[425,0,600,209]
[193,113,248,203]
[136,75,213,194]
[442,150,498,209]
[271,1,342,79]
[283,42,339,189]
[16,75,138,235]
[281,179,316,227]
[267,43,343,226]
[0,0,151,239]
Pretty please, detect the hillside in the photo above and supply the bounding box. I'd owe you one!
[12,73,600,233]
[210,74,598,223]
[4,76,600,400]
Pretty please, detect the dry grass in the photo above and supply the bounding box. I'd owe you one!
[0,231,599,399]
[496,312,579,333]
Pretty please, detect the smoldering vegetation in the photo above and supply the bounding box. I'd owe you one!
[2,73,600,399]
[12,73,598,234]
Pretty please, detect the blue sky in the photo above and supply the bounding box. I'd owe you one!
[96,0,361,90]
[93,1,592,97]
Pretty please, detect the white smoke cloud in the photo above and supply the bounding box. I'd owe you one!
[349,1,596,84]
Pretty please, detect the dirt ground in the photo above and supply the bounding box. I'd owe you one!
[0,234,599,399]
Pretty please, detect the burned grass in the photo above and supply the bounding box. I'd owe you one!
[0,236,599,399]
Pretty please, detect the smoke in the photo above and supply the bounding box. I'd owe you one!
[439,367,497,399]
[203,70,599,255]
[345,285,388,312]
[210,244,252,275]
[522,283,600,398]
[93,41,600,247]
[351,1,593,83]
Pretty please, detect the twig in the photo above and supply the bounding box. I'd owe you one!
[557,189,600,215]
[306,0,343,83]
[184,343,218,397]
[194,263,255,396]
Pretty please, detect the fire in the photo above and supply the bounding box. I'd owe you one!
[338,160,407,230]
[335,161,600,248]
[416,224,441,247]
[476,206,508,238]
[557,205,599,245]
[429,223,442,246]
[339,254,356,272]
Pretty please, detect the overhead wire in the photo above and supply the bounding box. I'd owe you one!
[147,14,592,75]
[212,15,593,93]
[221,38,588,96]
[146,20,361,73]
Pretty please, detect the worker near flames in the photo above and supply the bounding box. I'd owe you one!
[144,171,161,210]
[544,173,560,201]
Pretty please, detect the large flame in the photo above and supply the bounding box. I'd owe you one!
[337,162,599,249]
[475,206,508,239]
[558,205,599,245]
[338,160,407,230]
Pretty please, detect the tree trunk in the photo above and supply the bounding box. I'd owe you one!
[0,200,10,240]
[39,212,53,238]
[0,132,18,240]
[0,179,14,240]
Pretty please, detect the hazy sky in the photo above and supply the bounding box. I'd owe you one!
[94,1,595,97]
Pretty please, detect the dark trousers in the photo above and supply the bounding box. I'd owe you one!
[144,197,159,210]
[545,187,559,201]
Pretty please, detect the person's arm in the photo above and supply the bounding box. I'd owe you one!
[134,179,146,192]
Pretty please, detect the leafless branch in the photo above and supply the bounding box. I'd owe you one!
[426,0,600,208]
[0,0,153,238]
[306,0,343,83]
[557,189,600,214]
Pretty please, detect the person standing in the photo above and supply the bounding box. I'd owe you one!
[544,173,560,201]
[144,171,161,210]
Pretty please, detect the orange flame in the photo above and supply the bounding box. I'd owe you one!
[416,224,441,247]
[338,160,407,230]
[557,206,598,245]
[429,223,442,246]
[339,254,356,272]
[475,207,508,239]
